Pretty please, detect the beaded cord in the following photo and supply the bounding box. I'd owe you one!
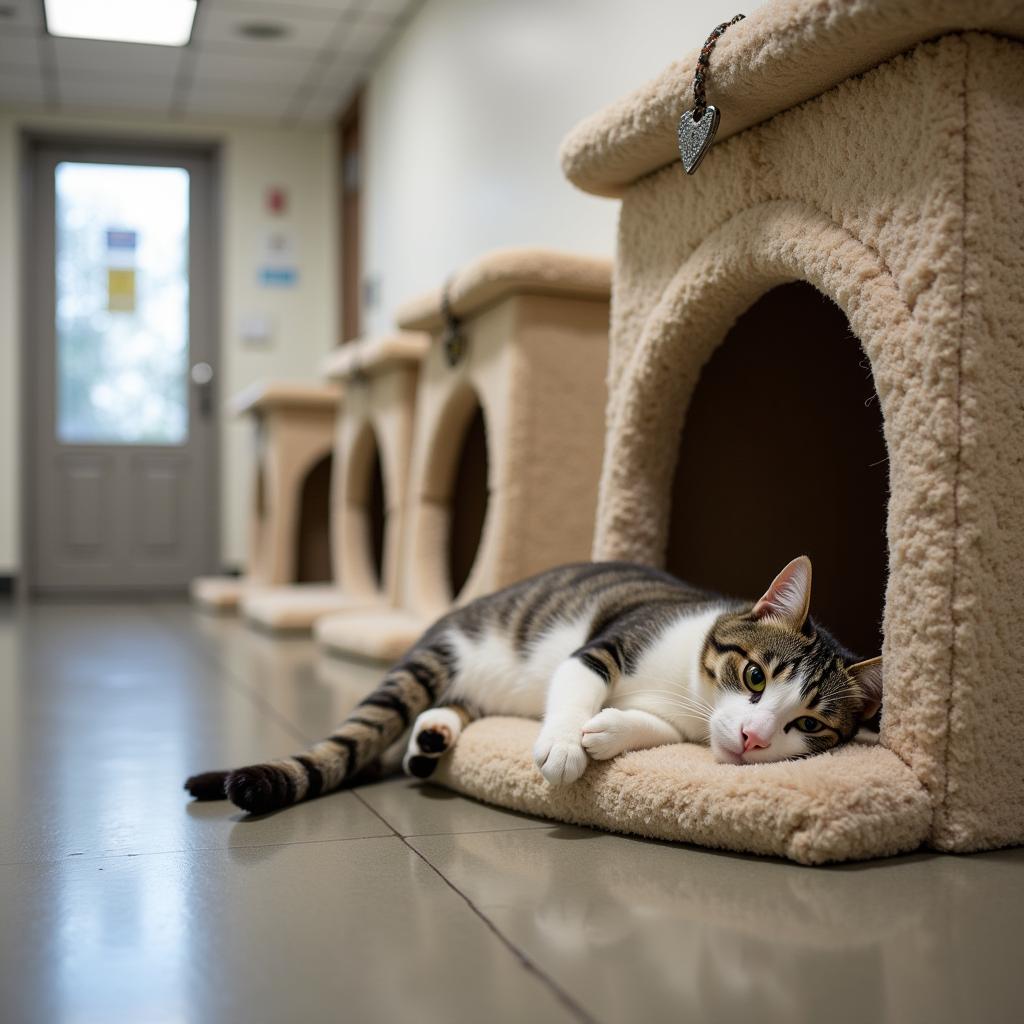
[692,14,745,122]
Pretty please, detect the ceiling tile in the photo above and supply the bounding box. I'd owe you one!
[343,16,395,55]
[218,0,361,14]
[0,65,46,106]
[51,37,184,77]
[195,3,345,53]
[191,47,317,87]
[0,27,43,71]
[363,0,417,17]
[185,81,296,119]
[317,52,367,91]
[54,73,177,114]
[299,66,361,121]
[0,0,44,32]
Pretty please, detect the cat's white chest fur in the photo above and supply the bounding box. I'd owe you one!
[444,605,721,737]
[609,607,722,741]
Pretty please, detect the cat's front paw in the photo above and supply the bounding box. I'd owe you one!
[533,730,588,785]
[581,708,630,761]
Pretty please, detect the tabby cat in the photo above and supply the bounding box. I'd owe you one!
[185,556,882,814]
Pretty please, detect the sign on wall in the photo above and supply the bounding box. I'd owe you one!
[106,227,137,313]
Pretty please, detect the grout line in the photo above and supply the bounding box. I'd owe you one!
[34,603,589,1018]
[352,789,401,836]
[135,604,588,1019]
[0,829,398,870]
[401,837,597,1024]
[352,777,592,1019]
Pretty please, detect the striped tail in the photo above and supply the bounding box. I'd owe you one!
[184,640,453,815]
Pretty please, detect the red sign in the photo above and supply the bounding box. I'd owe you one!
[266,186,287,215]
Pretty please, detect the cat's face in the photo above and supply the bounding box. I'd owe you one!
[703,557,882,765]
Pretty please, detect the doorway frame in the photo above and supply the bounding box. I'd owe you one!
[18,131,223,598]
[338,90,363,343]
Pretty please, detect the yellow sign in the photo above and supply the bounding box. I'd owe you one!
[107,268,136,313]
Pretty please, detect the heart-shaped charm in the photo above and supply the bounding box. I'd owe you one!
[677,105,721,175]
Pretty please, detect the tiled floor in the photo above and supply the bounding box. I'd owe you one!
[1,600,1021,1024]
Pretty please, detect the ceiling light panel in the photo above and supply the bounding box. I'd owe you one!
[44,0,198,47]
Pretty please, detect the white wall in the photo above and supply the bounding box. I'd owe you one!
[363,0,767,334]
[0,109,337,574]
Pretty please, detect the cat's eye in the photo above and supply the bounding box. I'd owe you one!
[742,662,766,693]
[794,716,823,733]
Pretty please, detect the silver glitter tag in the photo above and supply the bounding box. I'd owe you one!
[677,104,721,175]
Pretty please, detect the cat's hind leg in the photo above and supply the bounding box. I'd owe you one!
[403,704,472,779]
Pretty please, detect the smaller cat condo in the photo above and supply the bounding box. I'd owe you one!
[241,334,427,632]
[315,248,611,662]
[191,381,339,612]
[434,0,1024,863]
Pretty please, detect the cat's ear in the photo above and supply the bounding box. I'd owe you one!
[849,656,883,719]
[752,556,812,630]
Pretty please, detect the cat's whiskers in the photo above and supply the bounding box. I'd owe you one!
[817,684,864,704]
[628,669,717,699]
[621,689,713,715]
[616,691,712,723]
[626,683,716,716]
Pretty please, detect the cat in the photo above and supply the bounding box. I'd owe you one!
[185,555,882,815]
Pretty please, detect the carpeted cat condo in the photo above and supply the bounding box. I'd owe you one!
[434,0,1024,863]
[191,381,339,613]
[315,248,611,662]
[243,333,428,632]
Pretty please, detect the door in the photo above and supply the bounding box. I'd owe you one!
[28,141,218,593]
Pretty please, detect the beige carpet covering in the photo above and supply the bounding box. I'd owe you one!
[395,247,611,613]
[560,0,1024,197]
[318,248,611,663]
[192,381,339,613]
[245,335,427,634]
[430,4,1024,862]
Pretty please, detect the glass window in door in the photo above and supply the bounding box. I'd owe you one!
[54,162,190,445]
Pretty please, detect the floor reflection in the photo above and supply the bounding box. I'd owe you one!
[413,830,1024,1024]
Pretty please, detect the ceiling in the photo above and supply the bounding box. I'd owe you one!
[0,0,420,125]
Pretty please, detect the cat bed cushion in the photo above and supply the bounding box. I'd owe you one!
[242,586,383,632]
[434,718,930,865]
[315,608,427,664]
[190,576,245,612]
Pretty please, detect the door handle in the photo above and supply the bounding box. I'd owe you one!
[191,362,214,416]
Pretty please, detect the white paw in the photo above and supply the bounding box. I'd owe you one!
[411,707,462,756]
[581,708,630,761]
[533,729,588,785]
[403,707,463,778]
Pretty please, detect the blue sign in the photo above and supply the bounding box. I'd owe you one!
[259,267,298,288]
[106,229,137,250]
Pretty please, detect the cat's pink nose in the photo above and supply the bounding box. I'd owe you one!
[741,726,772,752]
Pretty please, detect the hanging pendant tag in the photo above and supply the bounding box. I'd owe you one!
[677,104,720,175]
[442,323,467,367]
